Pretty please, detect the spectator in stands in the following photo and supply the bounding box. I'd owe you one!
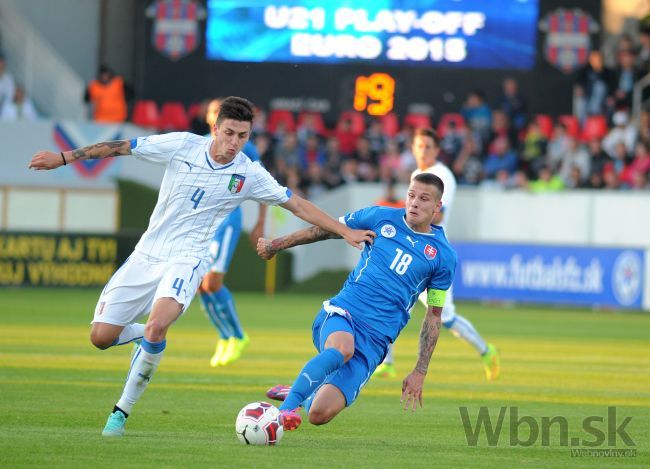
[602,111,637,158]
[603,166,620,189]
[299,134,325,170]
[520,121,547,178]
[605,141,632,186]
[558,137,590,185]
[630,169,649,189]
[611,49,641,110]
[340,158,359,184]
[274,131,301,169]
[452,134,483,185]
[322,137,345,189]
[637,28,650,74]
[586,170,605,189]
[488,110,519,154]
[304,163,329,199]
[483,136,518,180]
[546,123,572,171]
[0,53,16,110]
[620,141,650,188]
[335,118,359,157]
[638,110,650,144]
[496,77,527,131]
[254,132,274,170]
[529,165,565,192]
[351,136,379,182]
[399,132,417,174]
[439,120,466,164]
[0,85,38,121]
[189,100,210,135]
[252,108,267,137]
[461,90,492,147]
[574,51,614,121]
[586,138,612,179]
[364,118,387,155]
[296,113,320,146]
[379,139,405,182]
[84,65,128,123]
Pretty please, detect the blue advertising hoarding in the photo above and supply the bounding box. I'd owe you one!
[453,243,645,309]
[206,0,538,69]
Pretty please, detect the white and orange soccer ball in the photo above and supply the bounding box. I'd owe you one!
[235,401,284,445]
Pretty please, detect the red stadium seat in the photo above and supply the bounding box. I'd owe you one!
[379,112,399,137]
[337,110,366,135]
[581,115,608,141]
[535,114,554,139]
[296,111,328,136]
[131,100,160,128]
[557,115,580,138]
[159,102,190,131]
[404,112,432,130]
[267,109,296,133]
[187,102,203,122]
[437,113,466,137]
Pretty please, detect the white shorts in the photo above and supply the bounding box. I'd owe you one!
[418,284,456,324]
[92,252,208,326]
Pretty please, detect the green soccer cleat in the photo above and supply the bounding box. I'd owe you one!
[372,363,396,379]
[210,339,228,367]
[219,334,250,366]
[481,343,501,381]
[102,411,126,437]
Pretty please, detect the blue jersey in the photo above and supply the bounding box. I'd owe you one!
[330,206,457,343]
[242,141,260,163]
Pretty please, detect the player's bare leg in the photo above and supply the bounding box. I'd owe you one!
[307,384,346,425]
[103,298,182,436]
[90,323,124,350]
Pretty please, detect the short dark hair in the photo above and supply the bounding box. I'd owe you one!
[413,127,440,146]
[413,172,444,199]
[216,96,254,125]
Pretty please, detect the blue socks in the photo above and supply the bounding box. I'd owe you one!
[200,291,232,339]
[280,348,345,411]
[213,286,244,339]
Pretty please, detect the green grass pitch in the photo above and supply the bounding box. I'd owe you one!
[1,289,648,467]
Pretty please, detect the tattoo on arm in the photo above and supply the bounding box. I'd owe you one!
[70,140,131,162]
[271,226,341,254]
[414,310,442,375]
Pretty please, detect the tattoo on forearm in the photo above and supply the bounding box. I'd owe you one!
[71,140,131,161]
[414,314,441,375]
[271,226,341,254]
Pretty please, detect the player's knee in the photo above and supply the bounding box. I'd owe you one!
[331,342,354,362]
[145,319,168,342]
[90,330,116,350]
[201,274,223,293]
[308,407,335,426]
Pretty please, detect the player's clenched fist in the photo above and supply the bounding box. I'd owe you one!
[257,237,276,260]
[28,151,65,170]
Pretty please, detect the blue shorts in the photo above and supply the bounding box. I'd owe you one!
[311,301,389,407]
[208,207,242,273]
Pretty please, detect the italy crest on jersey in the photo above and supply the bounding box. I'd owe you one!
[228,174,246,194]
[424,245,437,260]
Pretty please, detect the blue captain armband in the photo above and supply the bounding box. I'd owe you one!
[427,289,447,307]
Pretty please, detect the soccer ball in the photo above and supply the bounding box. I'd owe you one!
[235,401,284,445]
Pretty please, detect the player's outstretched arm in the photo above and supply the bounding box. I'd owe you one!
[280,194,375,250]
[257,226,341,260]
[28,140,132,170]
[401,305,442,412]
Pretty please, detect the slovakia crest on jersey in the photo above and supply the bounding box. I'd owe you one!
[146,0,206,61]
[424,245,437,260]
[228,174,246,194]
[539,8,599,74]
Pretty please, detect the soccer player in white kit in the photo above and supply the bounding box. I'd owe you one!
[374,128,500,381]
[27,96,375,436]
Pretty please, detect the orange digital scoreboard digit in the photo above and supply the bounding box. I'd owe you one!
[353,73,395,116]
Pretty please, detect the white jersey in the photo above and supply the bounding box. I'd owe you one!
[130,132,290,262]
[411,162,457,229]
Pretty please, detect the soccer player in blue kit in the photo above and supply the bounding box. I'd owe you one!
[256,173,457,430]
[198,98,266,367]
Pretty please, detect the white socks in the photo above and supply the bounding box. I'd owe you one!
[116,323,145,345]
[116,339,166,415]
